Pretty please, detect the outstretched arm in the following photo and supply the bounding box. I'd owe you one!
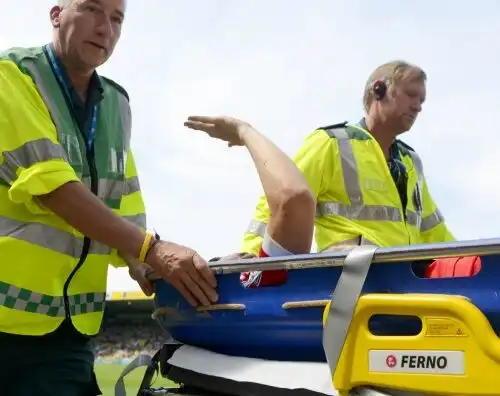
[185,116,316,254]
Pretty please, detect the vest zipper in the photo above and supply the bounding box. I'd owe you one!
[62,147,98,320]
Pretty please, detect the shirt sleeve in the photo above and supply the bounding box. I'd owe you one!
[0,59,80,214]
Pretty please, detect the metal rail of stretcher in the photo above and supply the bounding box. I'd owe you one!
[203,237,500,274]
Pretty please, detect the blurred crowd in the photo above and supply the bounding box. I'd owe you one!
[94,318,166,362]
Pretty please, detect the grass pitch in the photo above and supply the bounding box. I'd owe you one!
[95,362,176,396]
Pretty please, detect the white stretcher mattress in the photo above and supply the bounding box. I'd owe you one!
[167,344,338,395]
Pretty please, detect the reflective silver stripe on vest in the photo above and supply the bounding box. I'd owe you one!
[0,280,105,317]
[316,202,402,221]
[0,139,67,184]
[80,176,141,201]
[327,127,363,205]
[0,216,111,257]
[421,208,444,232]
[247,209,416,236]
[123,176,140,195]
[123,214,147,229]
[246,219,267,237]
[117,92,132,152]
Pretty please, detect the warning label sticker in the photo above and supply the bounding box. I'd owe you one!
[425,318,468,337]
[369,350,465,375]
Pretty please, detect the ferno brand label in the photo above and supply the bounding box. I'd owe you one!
[369,350,465,375]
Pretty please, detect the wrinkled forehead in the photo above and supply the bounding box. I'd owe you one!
[396,71,427,99]
[58,0,126,12]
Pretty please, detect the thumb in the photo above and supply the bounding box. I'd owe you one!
[131,264,155,296]
[137,273,154,296]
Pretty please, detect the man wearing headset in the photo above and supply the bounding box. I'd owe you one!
[239,60,480,285]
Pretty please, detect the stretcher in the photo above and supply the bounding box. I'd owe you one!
[115,237,500,396]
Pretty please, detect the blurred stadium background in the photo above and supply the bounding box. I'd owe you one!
[94,291,174,396]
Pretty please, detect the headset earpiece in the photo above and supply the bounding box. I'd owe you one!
[373,80,387,101]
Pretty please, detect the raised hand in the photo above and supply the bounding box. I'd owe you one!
[184,115,254,147]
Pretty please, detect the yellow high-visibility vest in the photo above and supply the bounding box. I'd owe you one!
[0,46,147,336]
[241,122,454,255]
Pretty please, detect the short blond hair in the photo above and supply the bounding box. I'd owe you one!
[363,60,427,111]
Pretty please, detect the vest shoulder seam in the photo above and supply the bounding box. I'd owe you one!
[395,139,417,154]
[316,121,348,131]
[318,122,371,141]
[101,76,130,102]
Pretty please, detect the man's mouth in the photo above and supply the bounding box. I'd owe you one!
[87,42,106,52]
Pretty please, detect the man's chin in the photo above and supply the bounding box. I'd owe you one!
[81,51,110,70]
[400,119,416,133]
[88,55,108,69]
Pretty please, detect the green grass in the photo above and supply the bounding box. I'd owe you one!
[95,362,176,396]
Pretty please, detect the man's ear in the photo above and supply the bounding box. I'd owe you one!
[50,6,62,28]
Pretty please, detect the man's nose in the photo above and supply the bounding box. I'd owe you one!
[94,15,113,37]
[410,101,422,113]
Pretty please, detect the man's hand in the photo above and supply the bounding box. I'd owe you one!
[146,240,218,307]
[128,260,155,296]
[184,115,254,147]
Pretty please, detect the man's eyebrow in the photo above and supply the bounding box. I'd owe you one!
[115,8,124,19]
[86,0,125,19]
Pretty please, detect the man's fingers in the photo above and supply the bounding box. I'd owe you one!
[186,115,219,124]
[193,253,218,288]
[170,277,198,307]
[138,279,153,296]
[144,266,157,281]
[128,262,154,296]
[180,272,211,307]
[184,120,216,133]
[186,261,218,304]
[138,269,154,296]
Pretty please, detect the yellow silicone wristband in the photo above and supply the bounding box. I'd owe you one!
[139,231,154,262]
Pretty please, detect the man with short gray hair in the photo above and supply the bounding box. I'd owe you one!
[240,60,454,286]
[0,0,217,394]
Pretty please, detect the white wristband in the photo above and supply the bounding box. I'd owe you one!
[262,230,293,257]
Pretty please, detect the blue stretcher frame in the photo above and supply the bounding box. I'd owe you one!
[152,239,500,362]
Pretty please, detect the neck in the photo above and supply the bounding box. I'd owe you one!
[364,115,397,159]
[52,40,93,101]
